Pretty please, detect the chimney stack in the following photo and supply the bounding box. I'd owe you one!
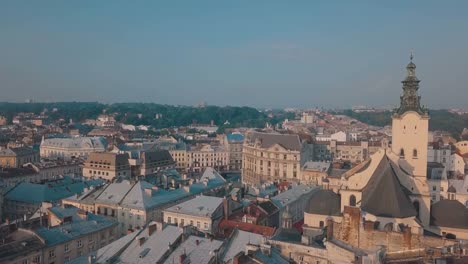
[179,251,187,264]
[223,197,229,220]
[138,236,145,247]
[148,222,157,236]
[326,218,334,240]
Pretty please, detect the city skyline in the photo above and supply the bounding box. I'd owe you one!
[1,1,468,108]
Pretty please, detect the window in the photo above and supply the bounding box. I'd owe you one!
[319,221,324,228]
[399,148,405,158]
[413,201,420,219]
[432,186,436,191]
[197,221,200,228]
[204,222,208,229]
[33,256,41,263]
[77,240,83,248]
[48,249,55,258]
[190,220,194,226]
[283,154,287,160]
[413,149,418,158]
[168,217,171,224]
[64,243,70,252]
[349,195,356,206]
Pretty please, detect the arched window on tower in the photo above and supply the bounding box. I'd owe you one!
[349,195,356,206]
[413,149,418,158]
[400,148,405,158]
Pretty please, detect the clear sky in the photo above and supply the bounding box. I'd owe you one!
[0,1,467,109]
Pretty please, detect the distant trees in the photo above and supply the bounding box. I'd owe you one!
[0,102,279,129]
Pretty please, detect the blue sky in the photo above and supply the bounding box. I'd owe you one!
[0,1,467,108]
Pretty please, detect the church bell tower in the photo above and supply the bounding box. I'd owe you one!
[391,53,429,178]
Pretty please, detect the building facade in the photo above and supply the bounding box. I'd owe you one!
[187,144,229,172]
[0,147,39,168]
[83,152,131,181]
[222,133,244,171]
[242,132,302,186]
[40,136,107,160]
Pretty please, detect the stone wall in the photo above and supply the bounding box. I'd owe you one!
[328,206,455,253]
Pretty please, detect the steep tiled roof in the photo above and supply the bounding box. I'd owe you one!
[305,189,341,216]
[248,132,301,151]
[219,219,276,237]
[431,200,468,229]
[361,156,417,218]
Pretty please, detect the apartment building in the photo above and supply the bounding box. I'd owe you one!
[163,195,224,235]
[242,132,302,186]
[40,136,107,160]
[83,152,131,181]
[188,144,229,173]
[0,147,39,168]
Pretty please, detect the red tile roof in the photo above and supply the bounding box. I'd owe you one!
[218,219,276,237]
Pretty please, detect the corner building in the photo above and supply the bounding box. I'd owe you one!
[242,132,301,186]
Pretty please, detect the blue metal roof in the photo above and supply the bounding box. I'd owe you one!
[227,133,245,142]
[5,179,104,204]
[36,207,116,246]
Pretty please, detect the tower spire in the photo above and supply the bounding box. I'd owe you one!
[394,53,427,116]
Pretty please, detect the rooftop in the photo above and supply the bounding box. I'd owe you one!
[222,229,263,264]
[5,179,104,204]
[0,229,44,263]
[119,224,183,264]
[247,132,301,151]
[164,195,223,218]
[162,236,224,264]
[35,206,117,246]
[271,184,318,209]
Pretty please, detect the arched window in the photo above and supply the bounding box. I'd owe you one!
[413,149,418,158]
[413,201,420,219]
[384,223,393,231]
[400,148,405,158]
[319,221,324,228]
[349,195,356,206]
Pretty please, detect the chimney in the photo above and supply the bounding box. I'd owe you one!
[137,236,145,246]
[326,218,334,240]
[179,251,187,264]
[195,239,200,246]
[233,253,241,264]
[148,223,157,236]
[223,197,229,220]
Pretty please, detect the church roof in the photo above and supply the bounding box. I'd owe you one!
[360,155,417,218]
[431,199,468,229]
[305,189,341,216]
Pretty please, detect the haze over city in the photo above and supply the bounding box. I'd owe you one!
[1,1,468,108]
